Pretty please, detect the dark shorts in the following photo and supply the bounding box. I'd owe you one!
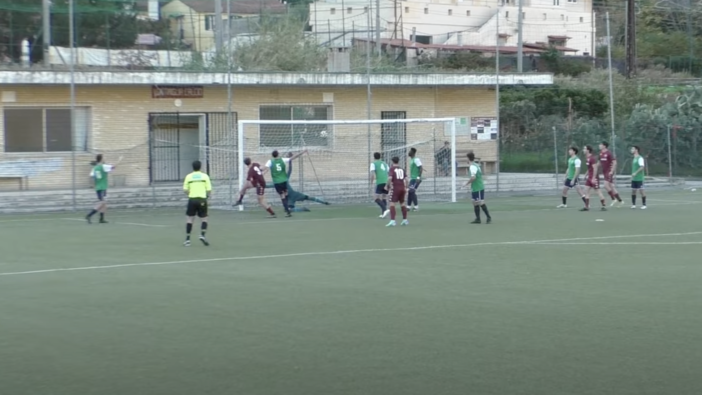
[254,184,265,196]
[631,180,644,189]
[274,182,288,195]
[186,198,208,218]
[471,190,485,201]
[96,190,107,201]
[585,178,599,189]
[409,179,421,190]
[375,184,387,195]
[390,188,406,203]
[564,178,579,188]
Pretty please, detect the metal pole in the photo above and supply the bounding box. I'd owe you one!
[237,120,245,211]
[367,6,373,194]
[227,0,234,206]
[69,0,76,210]
[667,125,673,183]
[450,120,457,202]
[553,126,559,188]
[606,12,616,155]
[517,0,523,72]
[375,0,381,57]
[43,0,51,67]
[342,0,346,46]
[495,9,501,193]
[215,0,223,52]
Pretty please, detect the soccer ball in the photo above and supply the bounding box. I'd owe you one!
[320,130,328,138]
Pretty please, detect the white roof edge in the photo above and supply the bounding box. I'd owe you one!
[0,71,553,86]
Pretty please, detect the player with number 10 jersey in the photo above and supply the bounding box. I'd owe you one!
[385,156,409,227]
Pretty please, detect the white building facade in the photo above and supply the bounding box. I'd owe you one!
[311,0,594,55]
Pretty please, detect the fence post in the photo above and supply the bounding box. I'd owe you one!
[668,125,673,185]
[553,126,559,189]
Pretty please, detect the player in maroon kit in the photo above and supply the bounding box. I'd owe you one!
[598,141,623,206]
[233,158,276,218]
[384,156,409,227]
[581,145,607,212]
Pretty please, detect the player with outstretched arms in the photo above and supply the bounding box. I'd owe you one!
[630,145,647,209]
[86,154,117,224]
[464,152,492,224]
[385,156,409,227]
[580,145,607,212]
[407,148,423,211]
[599,141,623,206]
[278,152,329,212]
[238,158,277,218]
[370,152,390,218]
[183,160,212,247]
[557,146,587,209]
[265,149,307,217]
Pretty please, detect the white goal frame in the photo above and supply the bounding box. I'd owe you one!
[237,117,459,209]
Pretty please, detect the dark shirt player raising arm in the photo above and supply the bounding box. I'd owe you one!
[183,160,212,247]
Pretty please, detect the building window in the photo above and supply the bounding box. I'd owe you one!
[579,16,584,22]
[553,0,560,5]
[543,13,547,20]
[522,12,525,19]
[330,8,336,15]
[561,14,565,20]
[505,11,509,18]
[204,14,216,31]
[568,0,577,2]
[3,107,90,153]
[259,105,331,148]
[405,6,409,13]
[424,7,428,14]
[466,10,471,16]
[347,7,352,14]
[448,9,453,15]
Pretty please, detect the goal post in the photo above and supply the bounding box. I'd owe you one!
[235,117,459,209]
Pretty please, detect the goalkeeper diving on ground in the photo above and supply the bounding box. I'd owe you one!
[234,152,330,214]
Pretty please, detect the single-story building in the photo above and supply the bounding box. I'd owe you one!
[0,71,553,191]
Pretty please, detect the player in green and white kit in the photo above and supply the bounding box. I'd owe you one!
[557,146,587,209]
[370,152,390,218]
[630,145,647,209]
[464,152,491,224]
[265,149,307,217]
[86,154,116,224]
[407,147,423,211]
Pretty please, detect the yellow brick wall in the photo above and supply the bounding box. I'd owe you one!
[0,85,497,190]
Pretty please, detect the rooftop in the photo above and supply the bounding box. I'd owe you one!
[0,71,553,86]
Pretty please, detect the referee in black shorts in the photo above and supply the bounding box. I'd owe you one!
[183,160,212,246]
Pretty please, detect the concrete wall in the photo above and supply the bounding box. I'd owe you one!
[0,85,498,190]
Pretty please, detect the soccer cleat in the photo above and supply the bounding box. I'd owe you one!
[610,200,619,207]
[99,219,108,224]
[486,217,492,224]
[631,205,637,209]
[183,240,191,247]
[401,219,409,226]
[557,204,567,208]
[600,207,607,211]
[471,219,481,224]
[232,201,243,207]
[323,202,331,205]
[579,208,589,212]
[85,215,92,224]
[386,220,396,227]
[199,235,210,246]
[641,206,647,210]
[285,213,292,218]
[267,214,277,219]
[413,206,419,212]
[380,209,390,219]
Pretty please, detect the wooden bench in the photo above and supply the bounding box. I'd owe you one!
[0,174,29,190]
[455,149,497,175]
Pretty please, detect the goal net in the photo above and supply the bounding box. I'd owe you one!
[234,117,459,209]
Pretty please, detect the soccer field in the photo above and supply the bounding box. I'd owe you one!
[1,191,702,395]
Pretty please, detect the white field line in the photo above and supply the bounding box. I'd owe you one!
[61,218,167,228]
[0,231,700,278]
[532,242,702,245]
